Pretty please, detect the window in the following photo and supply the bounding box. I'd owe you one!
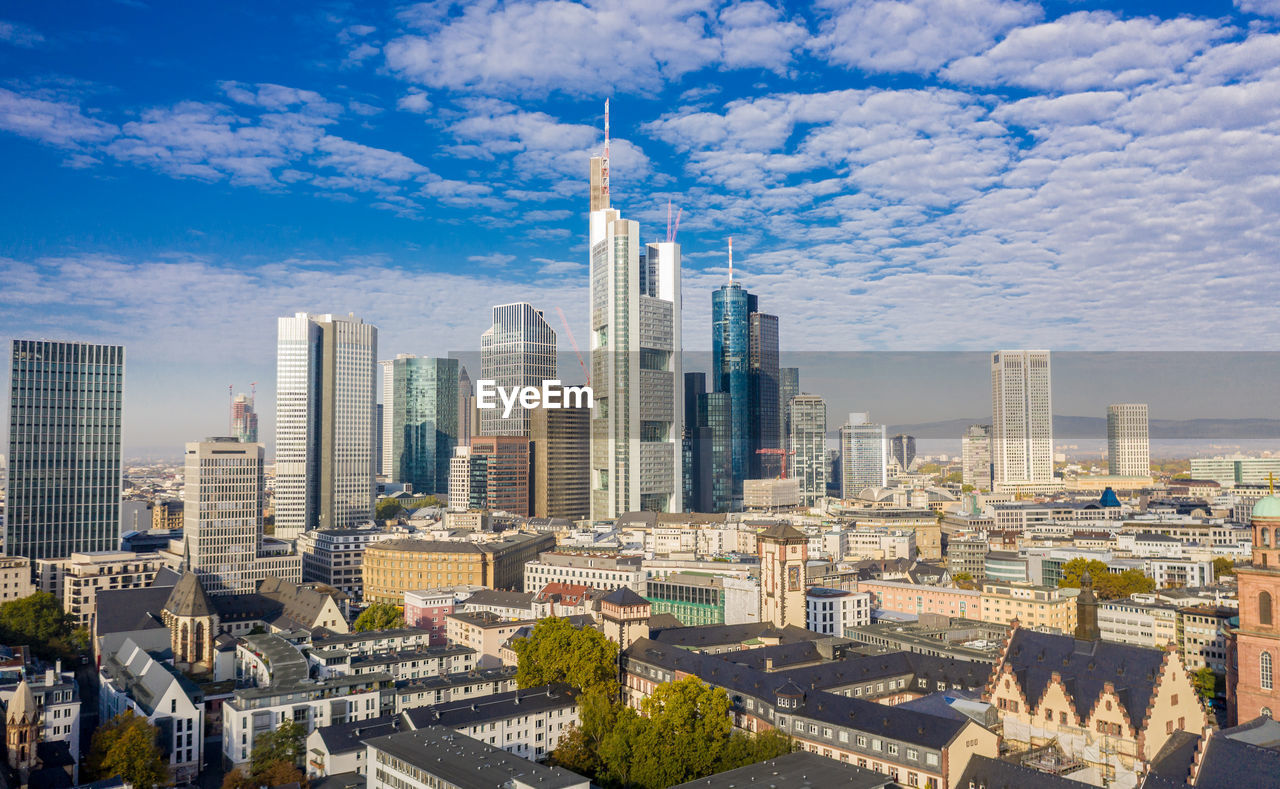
[1263,651,1274,691]
[1262,592,1274,626]
[888,743,899,755]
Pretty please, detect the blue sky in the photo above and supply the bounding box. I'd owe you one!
[2,0,1280,453]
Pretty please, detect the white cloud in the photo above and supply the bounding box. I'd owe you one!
[814,0,1040,75]
[0,88,118,148]
[0,19,43,47]
[397,90,432,114]
[717,1,808,73]
[1236,0,1280,17]
[467,252,517,267]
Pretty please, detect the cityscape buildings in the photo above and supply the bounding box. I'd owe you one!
[990,349,1054,491]
[5,340,124,559]
[961,424,992,491]
[380,354,459,495]
[840,413,888,495]
[275,312,378,539]
[230,391,258,443]
[789,394,827,507]
[888,434,915,472]
[479,302,557,437]
[530,404,590,520]
[1107,403,1150,477]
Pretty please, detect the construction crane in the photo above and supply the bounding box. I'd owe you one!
[554,306,589,386]
[755,447,795,479]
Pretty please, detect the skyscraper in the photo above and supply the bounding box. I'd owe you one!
[789,394,827,507]
[381,355,459,496]
[5,340,123,559]
[457,365,474,449]
[480,303,557,437]
[183,437,301,594]
[1107,403,1150,477]
[990,350,1054,489]
[749,310,780,477]
[275,312,378,540]
[469,436,532,516]
[230,392,258,443]
[530,405,590,520]
[712,280,750,489]
[840,413,887,496]
[962,424,993,490]
[702,391,733,513]
[588,108,682,519]
[682,372,713,513]
[889,434,916,472]
[779,367,799,448]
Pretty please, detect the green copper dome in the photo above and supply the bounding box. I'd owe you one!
[1252,495,1280,519]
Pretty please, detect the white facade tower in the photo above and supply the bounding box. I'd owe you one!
[990,349,1054,490]
[1107,403,1150,477]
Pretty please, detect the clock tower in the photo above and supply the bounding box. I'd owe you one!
[759,523,807,628]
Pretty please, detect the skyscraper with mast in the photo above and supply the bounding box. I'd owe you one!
[588,100,683,519]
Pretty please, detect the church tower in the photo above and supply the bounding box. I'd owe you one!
[1074,570,1101,641]
[162,572,219,673]
[599,587,651,651]
[758,523,807,628]
[6,678,39,777]
[1227,494,1280,724]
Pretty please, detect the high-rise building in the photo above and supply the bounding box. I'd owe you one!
[530,405,589,520]
[375,403,384,477]
[588,110,682,519]
[990,350,1054,489]
[962,424,993,490]
[380,355,459,496]
[469,436,532,517]
[480,303,557,437]
[840,413,887,496]
[749,311,780,478]
[1107,403,1150,477]
[712,281,750,489]
[457,366,474,449]
[275,312,378,540]
[6,340,123,559]
[779,367,799,449]
[702,392,733,513]
[888,434,915,472]
[682,372,713,513]
[231,392,258,443]
[789,395,827,507]
[184,437,300,594]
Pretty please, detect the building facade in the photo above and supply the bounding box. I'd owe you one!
[961,425,992,491]
[275,313,378,539]
[840,413,888,495]
[380,355,458,496]
[298,528,385,601]
[362,533,555,603]
[231,392,258,443]
[806,588,871,637]
[990,350,1053,490]
[530,405,590,520]
[468,436,532,516]
[522,553,645,594]
[979,582,1077,633]
[1227,496,1280,724]
[479,302,557,437]
[6,340,124,559]
[759,523,807,628]
[790,395,827,507]
[1107,403,1150,478]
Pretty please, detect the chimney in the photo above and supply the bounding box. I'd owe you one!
[44,667,54,686]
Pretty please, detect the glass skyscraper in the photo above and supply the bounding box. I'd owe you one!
[789,394,827,507]
[480,302,556,437]
[712,282,750,488]
[840,413,888,495]
[6,340,123,559]
[779,366,800,448]
[380,355,459,496]
[749,311,780,477]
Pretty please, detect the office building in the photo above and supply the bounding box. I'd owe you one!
[888,434,915,472]
[990,349,1054,489]
[806,587,871,637]
[230,392,258,443]
[479,302,557,437]
[298,528,385,601]
[588,122,682,519]
[712,279,749,491]
[523,552,645,594]
[380,355,459,495]
[702,392,733,512]
[682,372,713,513]
[275,313,378,539]
[61,550,171,630]
[530,405,589,520]
[748,311,781,478]
[979,581,1077,633]
[1191,456,1280,487]
[1107,403,1150,477]
[184,437,301,594]
[778,366,799,448]
[363,533,555,603]
[6,340,124,560]
[789,395,827,507]
[961,424,992,490]
[840,413,887,495]
[466,436,532,517]
[457,365,474,449]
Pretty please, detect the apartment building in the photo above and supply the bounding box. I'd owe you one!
[364,726,589,789]
[62,551,174,629]
[859,580,981,620]
[979,582,1077,634]
[806,588,871,637]
[522,552,645,594]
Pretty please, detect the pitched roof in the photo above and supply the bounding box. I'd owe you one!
[1192,716,1280,789]
[759,522,806,541]
[7,679,36,724]
[164,572,215,618]
[258,577,344,630]
[600,586,649,608]
[999,628,1166,723]
[94,586,172,636]
[651,622,818,649]
[957,755,1092,789]
[672,750,890,788]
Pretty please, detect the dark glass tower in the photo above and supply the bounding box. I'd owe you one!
[6,340,124,559]
[682,372,712,512]
[700,391,733,512]
[711,283,750,491]
[749,311,780,477]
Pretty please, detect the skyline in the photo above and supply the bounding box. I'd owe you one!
[4,1,1280,451]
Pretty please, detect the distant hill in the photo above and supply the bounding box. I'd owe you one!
[886,416,1280,439]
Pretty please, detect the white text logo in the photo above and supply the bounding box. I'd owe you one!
[475,379,593,418]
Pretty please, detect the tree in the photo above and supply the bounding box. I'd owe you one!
[513,616,619,697]
[86,711,168,789]
[953,572,978,590]
[375,499,404,521]
[353,603,405,632]
[1213,557,1236,578]
[0,592,79,661]
[1192,666,1217,700]
[1059,558,1154,599]
[250,719,305,776]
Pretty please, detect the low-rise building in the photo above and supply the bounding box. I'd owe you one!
[0,660,82,771]
[945,537,987,580]
[644,574,729,626]
[806,588,871,637]
[445,612,536,668]
[363,533,555,604]
[1098,599,1179,649]
[61,551,175,630]
[1178,605,1233,673]
[298,528,388,601]
[0,556,33,604]
[858,579,981,620]
[363,725,589,789]
[403,586,485,644]
[978,582,1078,634]
[391,665,517,713]
[522,552,645,594]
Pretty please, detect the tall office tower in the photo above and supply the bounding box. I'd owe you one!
[588,107,682,519]
[962,424,993,490]
[375,403,384,477]
[531,405,590,520]
[889,434,916,472]
[480,303,557,437]
[381,355,459,496]
[230,392,258,443]
[682,372,713,513]
[779,367,800,448]
[275,313,378,540]
[457,366,474,449]
[1107,403,1150,477]
[6,340,123,559]
[749,311,780,477]
[712,281,750,490]
[990,349,1054,488]
[448,447,475,512]
[701,392,733,513]
[789,395,827,507]
[470,436,532,516]
[183,437,301,594]
[840,413,887,496]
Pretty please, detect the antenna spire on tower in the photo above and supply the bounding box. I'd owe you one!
[601,98,610,203]
[728,236,734,282]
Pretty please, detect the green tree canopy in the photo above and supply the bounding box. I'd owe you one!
[1058,558,1154,598]
[512,616,619,697]
[86,711,168,789]
[953,572,978,590]
[375,499,404,521]
[1191,666,1218,700]
[353,603,405,632]
[0,592,80,660]
[250,719,305,776]
[1213,557,1236,578]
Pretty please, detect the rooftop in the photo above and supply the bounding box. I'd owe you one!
[671,750,890,788]
[363,726,587,789]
